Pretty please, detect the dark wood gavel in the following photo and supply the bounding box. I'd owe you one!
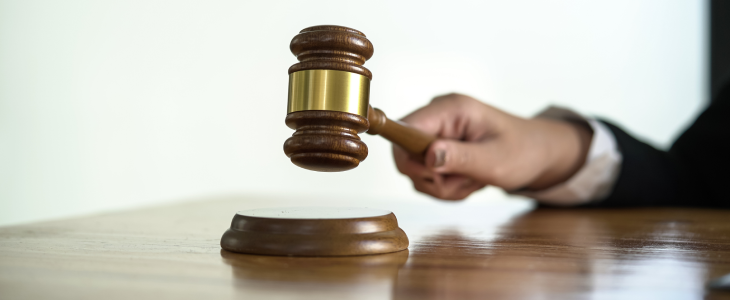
[283,25,436,172]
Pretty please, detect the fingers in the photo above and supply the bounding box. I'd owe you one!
[401,93,511,143]
[424,139,497,184]
[392,93,522,199]
[412,173,487,200]
[395,144,487,200]
[399,93,483,138]
[393,145,433,179]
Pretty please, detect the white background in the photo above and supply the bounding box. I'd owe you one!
[0,0,707,226]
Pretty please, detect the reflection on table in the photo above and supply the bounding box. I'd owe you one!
[2,196,730,299]
[218,201,730,299]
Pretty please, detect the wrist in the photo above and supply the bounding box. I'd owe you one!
[527,118,592,190]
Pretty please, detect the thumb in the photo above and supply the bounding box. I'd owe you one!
[424,139,487,179]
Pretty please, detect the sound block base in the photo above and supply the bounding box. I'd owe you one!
[220,207,409,256]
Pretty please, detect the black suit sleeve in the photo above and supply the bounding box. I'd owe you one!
[588,84,730,207]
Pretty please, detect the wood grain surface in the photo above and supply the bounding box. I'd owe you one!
[2,195,730,299]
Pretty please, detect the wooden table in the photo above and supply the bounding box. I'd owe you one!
[2,195,730,299]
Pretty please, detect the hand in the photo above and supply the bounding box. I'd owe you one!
[393,93,592,200]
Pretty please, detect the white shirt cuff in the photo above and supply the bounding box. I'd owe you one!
[512,106,623,206]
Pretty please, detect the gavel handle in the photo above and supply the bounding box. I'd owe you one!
[366,105,437,160]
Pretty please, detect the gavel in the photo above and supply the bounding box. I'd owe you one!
[283,25,436,172]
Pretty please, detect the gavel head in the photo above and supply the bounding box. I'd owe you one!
[283,25,374,172]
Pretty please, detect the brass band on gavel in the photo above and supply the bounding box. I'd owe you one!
[287,69,370,118]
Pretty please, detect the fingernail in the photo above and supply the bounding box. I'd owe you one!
[434,149,446,168]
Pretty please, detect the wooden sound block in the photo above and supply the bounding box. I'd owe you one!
[220,207,409,256]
